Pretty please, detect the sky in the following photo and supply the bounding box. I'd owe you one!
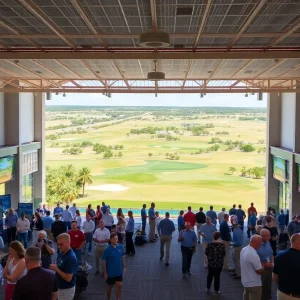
[47,92,267,107]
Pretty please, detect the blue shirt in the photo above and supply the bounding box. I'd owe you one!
[199,223,217,244]
[178,215,185,227]
[141,208,147,218]
[220,221,231,242]
[126,218,134,232]
[249,215,257,226]
[235,209,246,222]
[232,227,243,247]
[148,208,155,220]
[42,216,54,229]
[206,210,217,225]
[179,229,197,247]
[278,214,286,226]
[102,244,124,277]
[101,205,108,214]
[56,249,77,289]
[257,241,273,263]
[53,207,63,215]
[158,218,175,236]
[5,213,18,227]
[62,210,72,222]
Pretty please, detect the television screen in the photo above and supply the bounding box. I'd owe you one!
[272,156,286,182]
[0,156,15,184]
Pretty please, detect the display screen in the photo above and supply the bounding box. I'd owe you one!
[0,156,15,184]
[272,156,286,182]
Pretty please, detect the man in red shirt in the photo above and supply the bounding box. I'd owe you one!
[68,220,86,264]
[247,203,257,218]
[184,206,196,228]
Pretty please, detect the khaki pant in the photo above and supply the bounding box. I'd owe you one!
[277,290,300,300]
[44,228,52,240]
[57,287,75,300]
[232,246,242,276]
[243,286,262,300]
[261,268,273,300]
[222,240,232,270]
[95,245,106,271]
[149,219,156,241]
[196,223,204,242]
[202,243,208,267]
[160,235,172,263]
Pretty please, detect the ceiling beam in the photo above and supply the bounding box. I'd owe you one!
[227,0,268,48]
[150,0,158,31]
[111,60,130,88]
[78,59,105,85]
[19,0,75,48]
[32,60,63,78]
[255,59,287,77]
[1,32,300,40]
[266,18,300,48]
[182,60,193,88]
[53,60,82,78]
[1,87,299,93]
[230,60,254,78]
[274,63,300,78]
[1,51,299,60]
[207,60,224,80]
[70,0,107,48]
[193,0,213,48]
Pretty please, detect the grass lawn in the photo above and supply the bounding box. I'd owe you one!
[46,110,267,213]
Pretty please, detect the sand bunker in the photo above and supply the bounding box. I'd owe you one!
[86,184,129,192]
[154,145,162,148]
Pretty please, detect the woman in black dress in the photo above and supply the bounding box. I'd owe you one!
[205,231,226,295]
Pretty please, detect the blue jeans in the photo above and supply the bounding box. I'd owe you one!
[181,246,194,274]
[18,232,28,249]
[142,218,146,232]
[64,221,71,231]
[83,232,93,253]
[72,248,82,265]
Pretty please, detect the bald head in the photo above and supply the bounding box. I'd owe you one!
[250,234,262,250]
[260,229,270,242]
[255,225,263,235]
[291,233,300,250]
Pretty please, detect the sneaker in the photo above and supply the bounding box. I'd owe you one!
[230,272,237,277]
[165,263,169,267]
[88,253,91,256]
[214,291,221,295]
[182,274,186,279]
[198,241,200,244]
[160,256,163,261]
[206,288,210,293]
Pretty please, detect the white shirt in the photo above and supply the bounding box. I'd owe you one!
[69,206,77,219]
[218,211,226,224]
[16,218,30,233]
[240,245,263,287]
[93,227,110,246]
[62,209,72,222]
[83,220,95,233]
[102,213,114,226]
[76,216,82,228]
[155,217,162,235]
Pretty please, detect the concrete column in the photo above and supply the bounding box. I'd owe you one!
[290,155,300,217]
[266,93,281,212]
[33,93,46,207]
[4,92,21,209]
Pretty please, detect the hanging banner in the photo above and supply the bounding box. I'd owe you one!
[0,194,11,212]
[18,203,33,219]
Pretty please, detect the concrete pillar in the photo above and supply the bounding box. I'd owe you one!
[266,93,281,212]
[4,92,21,209]
[33,93,46,207]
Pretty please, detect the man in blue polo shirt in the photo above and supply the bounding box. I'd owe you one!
[235,204,246,231]
[273,233,300,300]
[148,202,156,242]
[178,210,185,232]
[257,229,274,300]
[53,203,63,217]
[102,232,125,300]
[230,221,243,279]
[206,206,217,225]
[141,204,147,235]
[49,233,77,300]
[178,222,197,279]
[220,214,232,271]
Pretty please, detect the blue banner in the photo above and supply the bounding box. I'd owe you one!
[0,194,11,212]
[18,203,33,219]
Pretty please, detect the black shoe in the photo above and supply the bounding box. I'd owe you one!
[230,273,237,277]
[198,241,200,244]
[188,271,191,276]
[182,273,186,279]
[160,256,163,260]
[94,270,100,275]
[165,263,169,266]
[233,275,241,279]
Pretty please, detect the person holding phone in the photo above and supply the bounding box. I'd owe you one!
[35,230,55,269]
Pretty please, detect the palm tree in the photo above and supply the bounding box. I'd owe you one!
[78,167,93,198]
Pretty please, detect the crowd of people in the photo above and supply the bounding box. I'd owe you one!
[2,201,300,300]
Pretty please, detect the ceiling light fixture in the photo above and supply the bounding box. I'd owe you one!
[139,31,170,48]
[245,93,248,97]
[63,92,66,97]
[147,60,165,81]
[200,93,203,98]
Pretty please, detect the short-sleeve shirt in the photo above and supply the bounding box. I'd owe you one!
[56,249,77,289]
[68,229,86,249]
[35,239,54,269]
[206,210,217,225]
[199,223,217,244]
[102,244,124,278]
[240,245,262,287]
[93,228,110,246]
[183,211,196,226]
[235,209,246,222]
[148,208,156,220]
[273,248,300,294]
[179,229,197,247]
[205,242,226,268]
[12,267,57,300]
[257,241,273,263]
[141,208,147,218]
